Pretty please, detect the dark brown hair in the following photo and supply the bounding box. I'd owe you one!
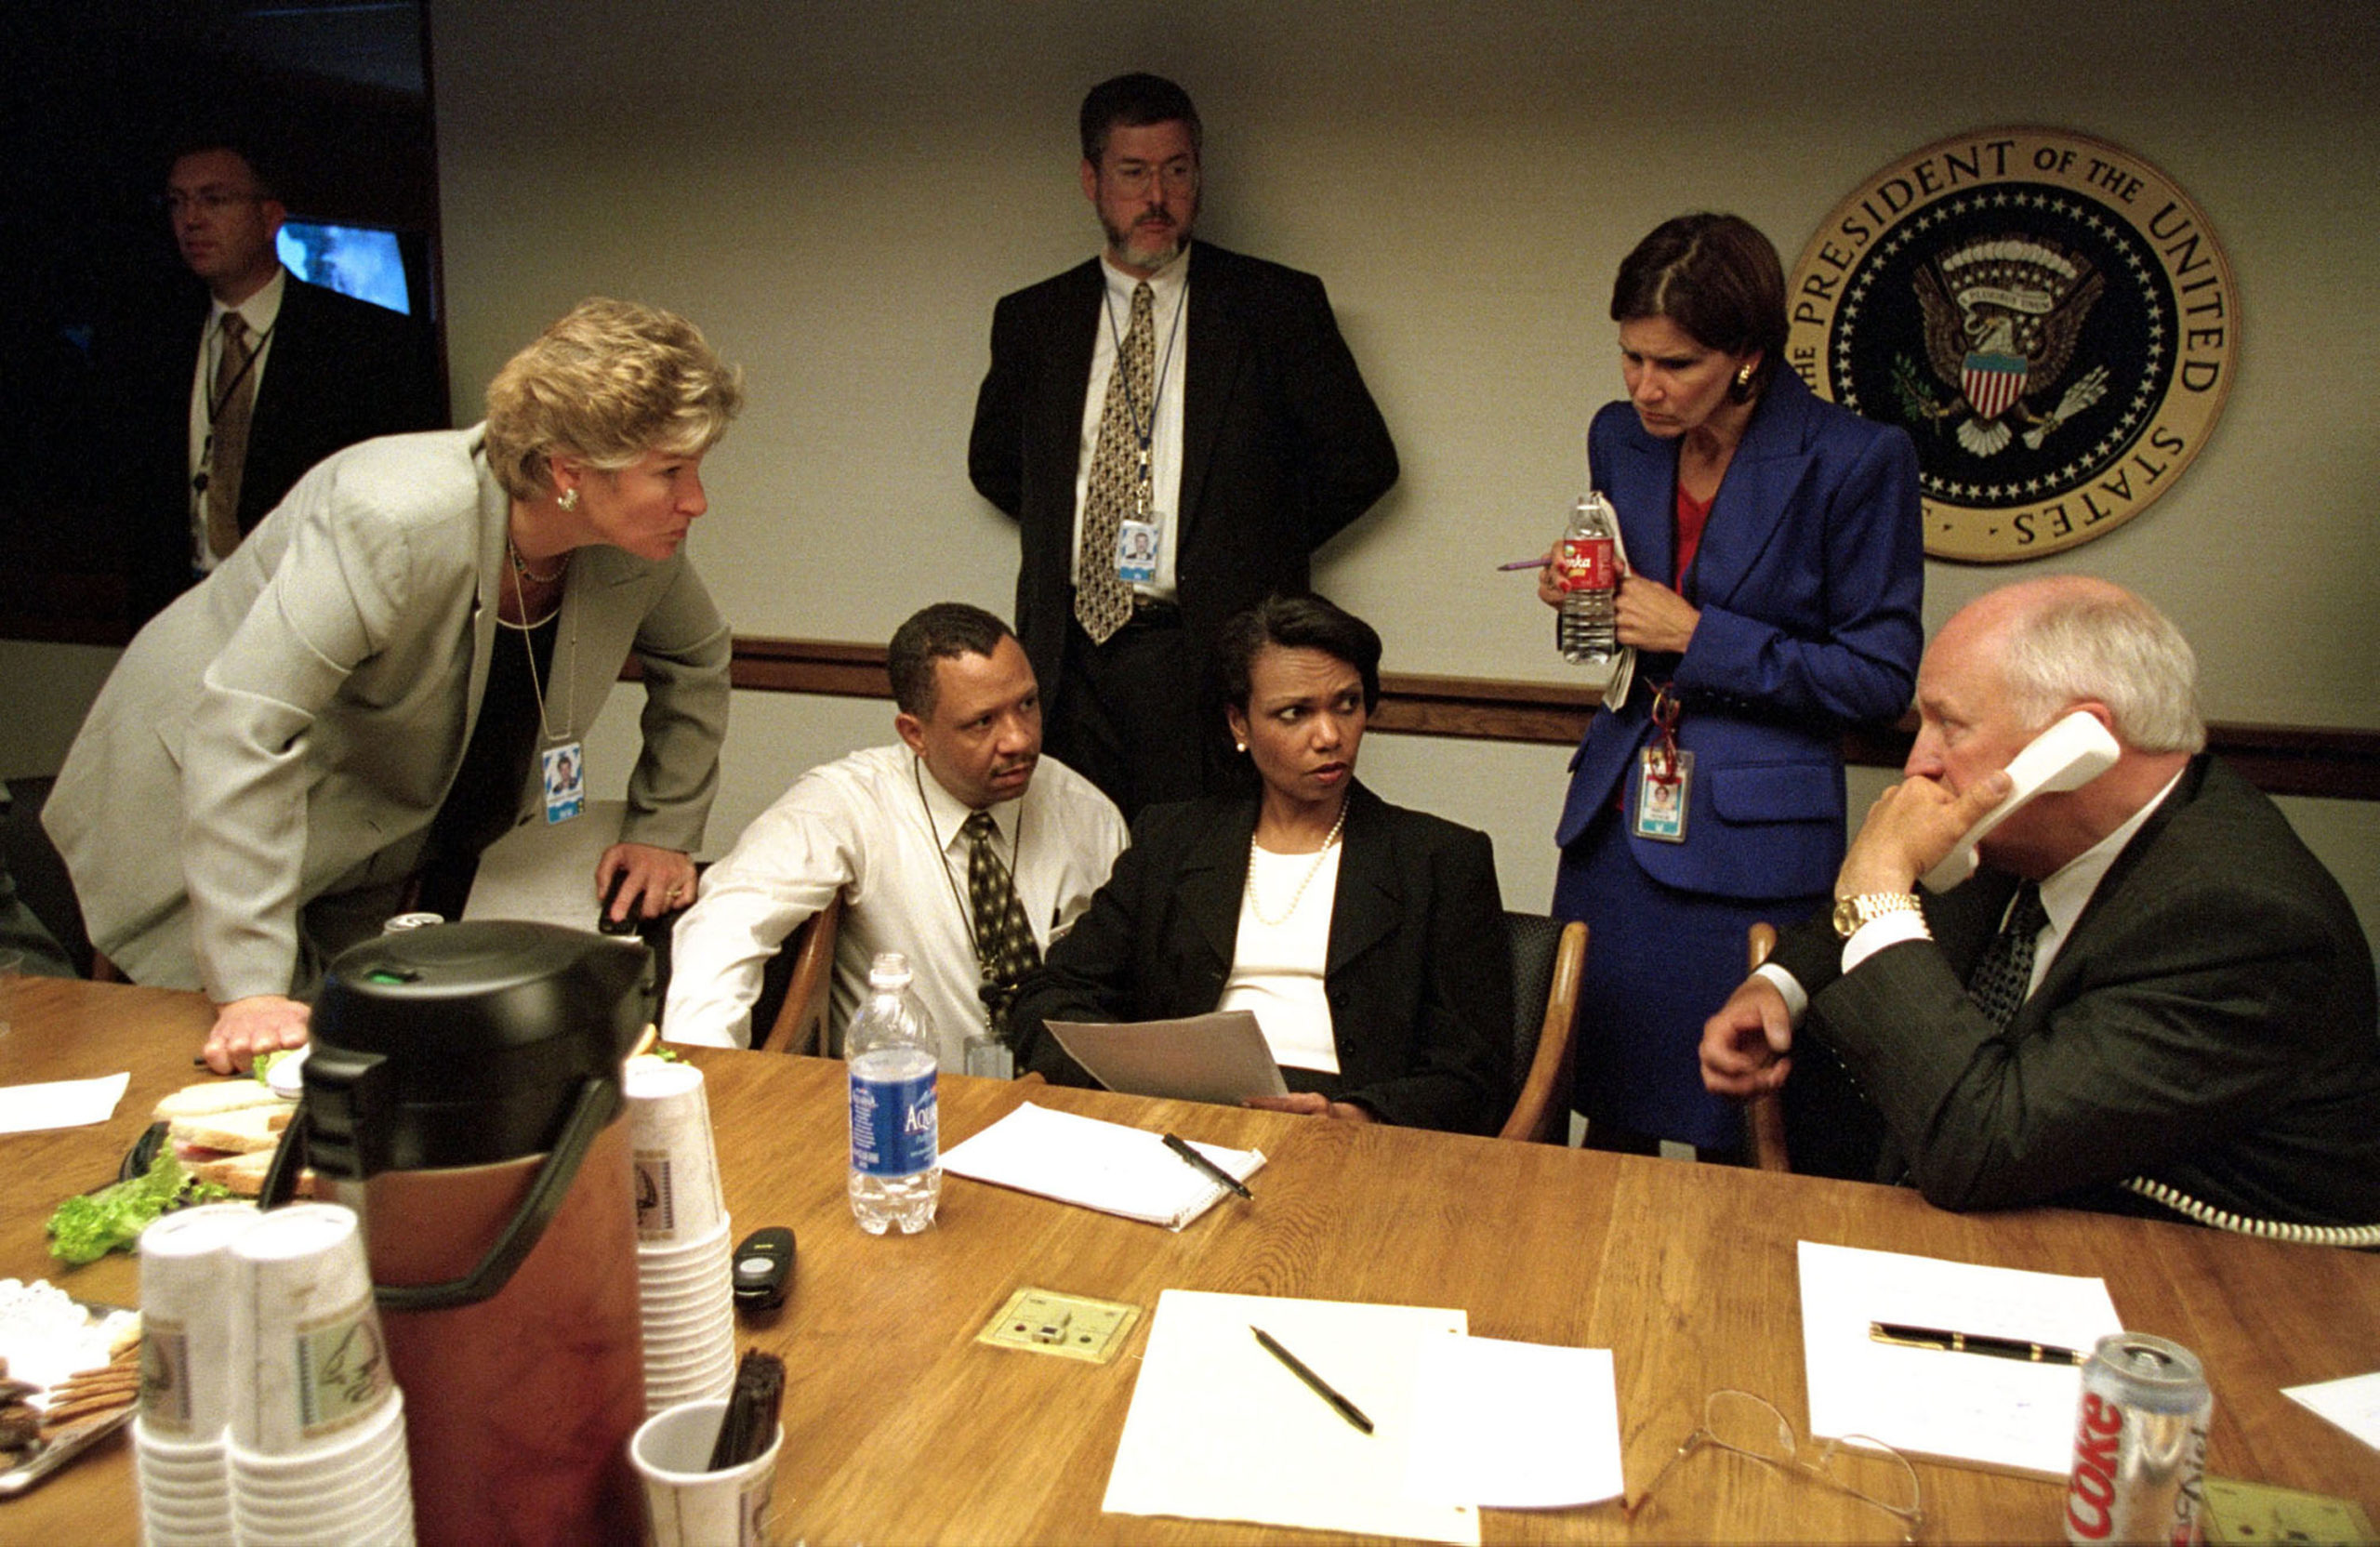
[1610,213,1788,402]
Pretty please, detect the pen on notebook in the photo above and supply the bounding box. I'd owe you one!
[1496,557,1552,571]
[1869,1321,2087,1364]
[1251,1326,1373,1435]
[1161,1131,1252,1200]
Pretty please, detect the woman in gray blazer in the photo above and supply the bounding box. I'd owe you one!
[47,298,742,1072]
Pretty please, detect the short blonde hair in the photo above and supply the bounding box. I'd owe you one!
[483,298,743,502]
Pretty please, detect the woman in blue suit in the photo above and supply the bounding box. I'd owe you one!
[1541,214,1924,1155]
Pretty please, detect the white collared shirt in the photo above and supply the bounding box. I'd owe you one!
[664,744,1128,1063]
[1070,245,1190,601]
[1762,769,2188,1020]
[188,265,288,570]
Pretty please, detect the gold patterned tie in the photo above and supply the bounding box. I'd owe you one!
[964,811,1042,1038]
[205,313,255,561]
[1076,281,1155,643]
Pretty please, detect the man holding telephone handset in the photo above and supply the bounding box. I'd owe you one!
[1701,577,2380,1234]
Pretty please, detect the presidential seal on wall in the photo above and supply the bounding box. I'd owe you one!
[1786,128,2236,562]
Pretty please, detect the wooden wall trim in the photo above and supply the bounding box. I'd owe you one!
[701,636,2380,802]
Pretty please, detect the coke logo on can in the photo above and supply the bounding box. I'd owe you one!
[2064,1332,2211,1546]
[2064,1392,2123,1540]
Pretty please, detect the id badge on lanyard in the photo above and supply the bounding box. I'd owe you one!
[1632,683,1689,843]
[541,740,586,824]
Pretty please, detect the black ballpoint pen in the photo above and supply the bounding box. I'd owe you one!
[1251,1326,1374,1435]
[1870,1320,2087,1364]
[1162,1131,1252,1200]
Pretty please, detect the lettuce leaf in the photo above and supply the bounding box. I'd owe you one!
[46,1153,233,1266]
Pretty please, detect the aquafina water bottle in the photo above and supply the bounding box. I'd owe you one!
[1555,493,1620,668]
[846,951,940,1234]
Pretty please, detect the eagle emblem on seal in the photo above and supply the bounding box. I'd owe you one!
[1896,235,2109,457]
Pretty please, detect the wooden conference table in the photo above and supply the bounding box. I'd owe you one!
[4,976,2377,1543]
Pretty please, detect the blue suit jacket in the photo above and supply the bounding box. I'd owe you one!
[1554,373,1924,900]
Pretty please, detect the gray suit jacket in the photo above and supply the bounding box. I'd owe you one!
[1772,757,2380,1226]
[47,427,730,1002]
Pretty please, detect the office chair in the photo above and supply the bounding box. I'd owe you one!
[1744,921,1791,1171]
[754,890,845,1055]
[1499,912,1588,1144]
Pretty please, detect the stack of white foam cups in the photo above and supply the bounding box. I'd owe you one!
[132,1203,259,1545]
[224,1203,416,1546]
[626,1057,736,1414]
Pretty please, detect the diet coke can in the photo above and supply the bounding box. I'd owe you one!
[2063,1331,2212,1545]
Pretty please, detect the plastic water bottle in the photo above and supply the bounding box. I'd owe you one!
[1555,493,1620,668]
[846,952,941,1234]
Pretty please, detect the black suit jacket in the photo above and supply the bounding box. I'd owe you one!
[1771,756,2380,1225]
[123,272,443,622]
[1011,783,1511,1134]
[966,241,1398,702]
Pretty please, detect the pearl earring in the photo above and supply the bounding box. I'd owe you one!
[1735,363,1754,389]
[558,488,580,512]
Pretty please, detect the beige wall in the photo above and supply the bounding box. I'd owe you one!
[430,0,2380,725]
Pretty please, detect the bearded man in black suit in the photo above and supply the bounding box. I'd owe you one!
[1701,576,2380,1231]
[968,73,1398,819]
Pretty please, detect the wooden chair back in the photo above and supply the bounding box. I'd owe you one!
[757,890,846,1055]
[1745,921,1792,1171]
[1499,914,1589,1144]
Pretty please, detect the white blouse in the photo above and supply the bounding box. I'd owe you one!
[1218,843,1344,1073]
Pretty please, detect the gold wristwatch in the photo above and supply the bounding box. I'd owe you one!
[1831,892,1922,939]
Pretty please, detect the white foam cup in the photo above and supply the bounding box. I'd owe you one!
[227,1396,406,1490]
[227,1203,395,1456]
[138,1203,261,1441]
[630,1398,783,1547]
[625,1059,726,1243]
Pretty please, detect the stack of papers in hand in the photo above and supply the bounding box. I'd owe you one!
[940,1103,1264,1231]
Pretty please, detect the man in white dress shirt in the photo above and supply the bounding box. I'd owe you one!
[665,603,1127,1061]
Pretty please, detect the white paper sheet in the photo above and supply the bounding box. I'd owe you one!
[0,1072,130,1135]
[1045,1012,1289,1104]
[1405,1335,1624,1510]
[462,797,628,930]
[1799,1239,2122,1477]
[2283,1370,2380,1451]
[1104,1289,1477,1544]
[939,1102,1264,1230]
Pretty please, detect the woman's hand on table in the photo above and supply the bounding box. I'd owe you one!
[596,842,696,924]
[1615,575,1699,654]
[204,995,311,1074]
[1245,1091,1375,1124]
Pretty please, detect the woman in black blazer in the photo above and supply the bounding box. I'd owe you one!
[1011,595,1511,1134]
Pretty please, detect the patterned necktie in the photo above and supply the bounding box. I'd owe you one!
[1966,880,2047,1028]
[1075,280,1156,643]
[963,811,1042,1038]
[205,312,255,560]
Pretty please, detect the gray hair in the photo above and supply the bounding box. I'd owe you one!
[2000,586,2206,754]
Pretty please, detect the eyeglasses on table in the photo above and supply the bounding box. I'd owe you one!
[1623,1388,1925,1542]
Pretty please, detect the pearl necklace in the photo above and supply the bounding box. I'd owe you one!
[1244,800,1349,928]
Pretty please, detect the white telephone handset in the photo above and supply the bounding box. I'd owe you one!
[1920,710,2122,892]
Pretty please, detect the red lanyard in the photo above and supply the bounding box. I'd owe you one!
[1647,682,1685,784]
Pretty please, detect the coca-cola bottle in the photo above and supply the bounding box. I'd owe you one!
[1555,494,1619,669]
